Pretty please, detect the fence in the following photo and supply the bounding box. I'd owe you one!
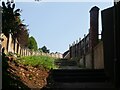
[1,33,63,59]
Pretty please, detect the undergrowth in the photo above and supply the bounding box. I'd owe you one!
[18,55,58,70]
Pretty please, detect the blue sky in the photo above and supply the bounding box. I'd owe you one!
[15,2,113,53]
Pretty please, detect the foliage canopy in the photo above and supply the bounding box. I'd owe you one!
[28,36,38,51]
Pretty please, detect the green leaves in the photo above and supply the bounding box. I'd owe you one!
[28,36,38,51]
[39,46,50,53]
[2,1,21,37]
[14,13,20,16]
[19,56,57,70]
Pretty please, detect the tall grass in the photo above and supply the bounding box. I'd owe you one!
[18,56,58,69]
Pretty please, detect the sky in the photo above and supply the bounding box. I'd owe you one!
[12,1,113,53]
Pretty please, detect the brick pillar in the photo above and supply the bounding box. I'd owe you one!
[8,34,12,52]
[70,45,72,59]
[73,41,75,58]
[27,50,28,56]
[28,50,30,56]
[26,49,27,56]
[79,38,81,58]
[24,49,26,56]
[15,39,18,54]
[20,48,22,56]
[83,34,86,68]
[89,6,99,69]
[25,49,27,56]
[89,6,99,48]
[20,48,21,56]
[25,49,26,56]
[76,40,78,58]
[22,49,24,56]
[18,44,21,55]
[21,49,23,56]
[28,51,29,56]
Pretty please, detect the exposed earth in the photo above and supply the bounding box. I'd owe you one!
[2,55,50,90]
[2,53,80,90]
[2,54,117,90]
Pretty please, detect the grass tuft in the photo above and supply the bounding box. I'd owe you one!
[18,55,58,70]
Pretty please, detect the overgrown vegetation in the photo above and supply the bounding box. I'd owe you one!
[18,56,58,69]
[1,1,57,89]
[28,36,38,51]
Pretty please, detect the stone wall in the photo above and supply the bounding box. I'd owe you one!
[67,6,104,69]
[85,53,92,69]
[94,41,104,69]
[72,41,104,69]
[69,34,89,60]
[1,33,63,59]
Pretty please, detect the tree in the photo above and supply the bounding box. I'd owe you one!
[17,28,29,48]
[38,48,43,52]
[2,1,21,37]
[2,1,29,48]
[41,46,50,53]
[28,36,38,51]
